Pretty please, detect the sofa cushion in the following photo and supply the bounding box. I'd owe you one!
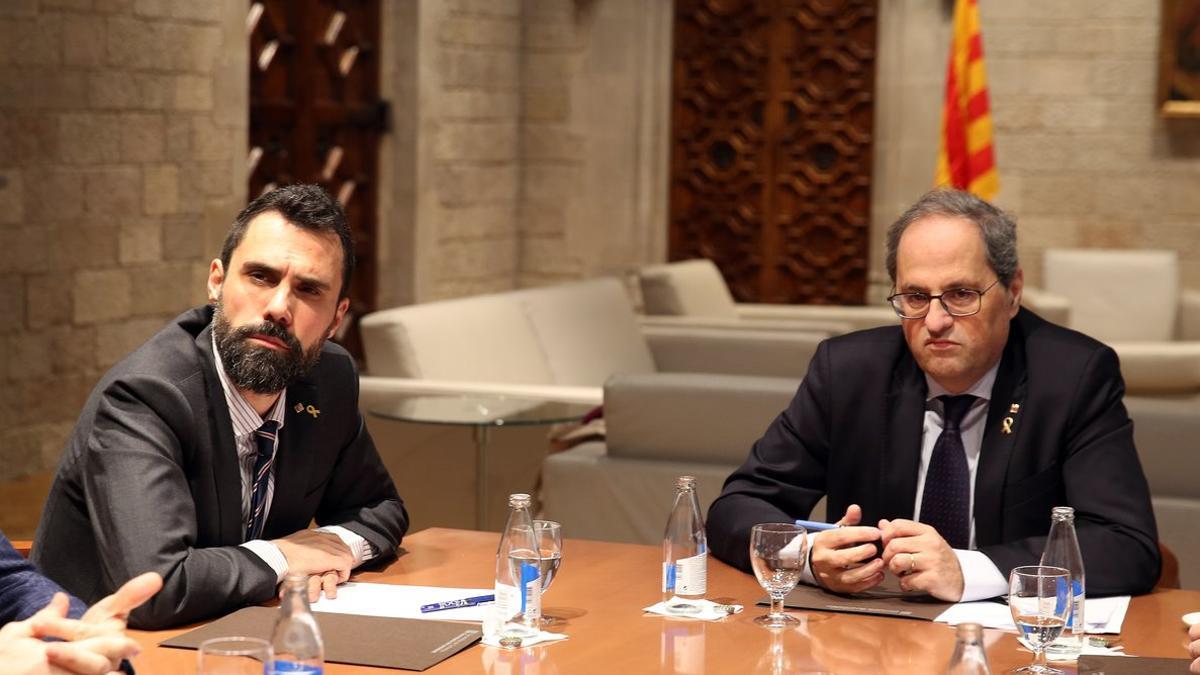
[1112,342,1200,394]
[604,372,799,464]
[639,259,739,318]
[1043,249,1178,342]
[519,278,656,386]
[360,295,555,385]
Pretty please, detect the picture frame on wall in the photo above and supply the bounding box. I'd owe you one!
[1159,0,1200,117]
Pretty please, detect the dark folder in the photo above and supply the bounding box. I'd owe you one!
[161,606,481,671]
[763,577,957,621]
[1078,655,1195,674]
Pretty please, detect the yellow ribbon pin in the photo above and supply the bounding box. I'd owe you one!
[1002,417,1014,434]
[306,405,320,419]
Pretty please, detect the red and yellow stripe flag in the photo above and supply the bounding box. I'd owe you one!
[935,0,998,200]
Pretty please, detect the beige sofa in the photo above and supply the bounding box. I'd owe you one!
[638,259,899,332]
[639,258,1072,330]
[540,373,826,544]
[357,277,830,531]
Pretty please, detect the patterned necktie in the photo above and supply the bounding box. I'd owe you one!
[918,394,976,550]
[245,420,279,542]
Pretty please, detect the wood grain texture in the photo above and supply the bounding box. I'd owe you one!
[669,0,877,305]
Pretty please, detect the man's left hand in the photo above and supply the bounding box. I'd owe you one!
[878,519,963,601]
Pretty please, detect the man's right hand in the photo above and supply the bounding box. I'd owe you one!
[273,530,354,599]
[809,504,885,594]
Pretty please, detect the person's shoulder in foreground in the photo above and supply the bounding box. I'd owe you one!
[33,184,408,629]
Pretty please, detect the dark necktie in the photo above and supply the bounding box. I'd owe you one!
[918,395,975,549]
[245,420,279,542]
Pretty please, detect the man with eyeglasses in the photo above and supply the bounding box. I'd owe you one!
[708,188,1160,601]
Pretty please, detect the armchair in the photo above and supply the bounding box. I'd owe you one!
[1041,248,1200,588]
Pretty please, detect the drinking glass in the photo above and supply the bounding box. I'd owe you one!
[533,519,562,625]
[197,637,273,675]
[750,522,806,627]
[1007,565,1071,674]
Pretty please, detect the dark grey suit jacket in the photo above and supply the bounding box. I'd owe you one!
[707,308,1161,596]
[32,307,408,629]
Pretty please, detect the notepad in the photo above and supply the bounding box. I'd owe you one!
[310,582,494,622]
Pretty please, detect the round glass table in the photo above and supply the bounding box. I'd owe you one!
[370,395,595,528]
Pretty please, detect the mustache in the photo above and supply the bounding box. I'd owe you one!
[231,321,302,356]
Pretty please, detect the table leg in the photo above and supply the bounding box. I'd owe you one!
[473,425,491,529]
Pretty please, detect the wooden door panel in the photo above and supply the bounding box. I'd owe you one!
[248,0,383,359]
[669,0,877,305]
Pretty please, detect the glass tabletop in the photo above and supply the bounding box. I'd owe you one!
[369,395,595,427]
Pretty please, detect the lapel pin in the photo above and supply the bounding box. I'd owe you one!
[1009,403,1020,414]
[293,403,304,414]
[1001,417,1014,434]
[306,404,320,419]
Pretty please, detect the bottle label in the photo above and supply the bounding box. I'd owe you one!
[269,661,323,674]
[520,561,542,620]
[664,552,706,596]
[495,582,519,621]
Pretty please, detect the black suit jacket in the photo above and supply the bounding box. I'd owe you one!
[32,307,409,629]
[707,309,1160,596]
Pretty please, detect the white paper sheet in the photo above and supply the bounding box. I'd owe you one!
[934,596,1131,634]
[310,582,493,622]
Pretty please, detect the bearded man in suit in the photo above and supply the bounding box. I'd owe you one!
[34,184,407,629]
[708,189,1159,600]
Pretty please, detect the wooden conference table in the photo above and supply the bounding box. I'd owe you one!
[129,528,1199,673]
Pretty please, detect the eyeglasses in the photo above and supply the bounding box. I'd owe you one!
[887,279,1002,319]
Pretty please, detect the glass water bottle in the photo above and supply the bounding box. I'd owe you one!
[271,574,325,674]
[494,493,542,636]
[662,476,707,612]
[1039,506,1086,660]
[946,622,991,674]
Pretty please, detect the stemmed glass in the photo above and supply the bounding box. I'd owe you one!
[750,522,807,627]
[1008,565,1072,674]
[533,520,562,625]
[197,636,273,675]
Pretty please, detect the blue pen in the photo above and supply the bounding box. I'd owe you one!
[794,519,839,532]
[419,593,496,613]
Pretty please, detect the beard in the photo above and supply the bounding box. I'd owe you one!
[212,301,326,394]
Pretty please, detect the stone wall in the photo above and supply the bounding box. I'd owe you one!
[872,1,1200,295]
[378,0,669,305]
[0,0,246,482]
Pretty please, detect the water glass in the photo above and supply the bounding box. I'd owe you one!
[1007,565,1071,674]
[749,522,807,627]
[533,519,562,625]
[197,636,273,675]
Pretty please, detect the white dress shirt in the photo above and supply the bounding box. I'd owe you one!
[213,334,375,582]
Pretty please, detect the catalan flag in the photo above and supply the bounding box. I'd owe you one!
[935,0,998,200]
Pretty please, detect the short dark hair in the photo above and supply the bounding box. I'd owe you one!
[885,188,1019,287]
[220,184,355,299]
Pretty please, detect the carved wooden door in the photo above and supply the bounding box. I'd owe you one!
[248,0,385,358]
[669,0,877,304]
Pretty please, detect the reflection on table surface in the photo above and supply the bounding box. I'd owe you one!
[369,395,593,427]
[127,528,1200,674]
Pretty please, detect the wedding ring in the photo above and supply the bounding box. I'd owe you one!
[908,552,917,574]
